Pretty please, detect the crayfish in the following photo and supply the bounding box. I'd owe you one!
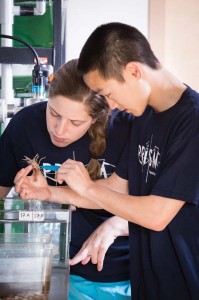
[23,154,45,181]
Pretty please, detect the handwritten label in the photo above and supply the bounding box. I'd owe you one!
[33,211,45,222]
[19,211,44,221]
[19,211,33,221]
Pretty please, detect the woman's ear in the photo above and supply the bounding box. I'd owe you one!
[125,62,142,79]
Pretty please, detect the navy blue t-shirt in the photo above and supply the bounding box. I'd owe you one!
[116,86,199,299]
[0,101,133,282]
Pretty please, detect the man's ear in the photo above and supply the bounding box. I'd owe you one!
[125,62,142,79]
[91,119,96,124]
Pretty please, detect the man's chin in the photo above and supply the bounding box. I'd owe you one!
[125,108,146,117]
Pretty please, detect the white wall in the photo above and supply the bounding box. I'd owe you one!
[149,0,199,91]
[65,0,149,61]
[0,0,149,75]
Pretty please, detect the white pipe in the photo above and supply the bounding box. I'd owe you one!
[13,5,20,16]
[0,0,14,106]
[0,0,13,38]
[1,65,14,105]
[13,1,46,16]
[34,1,46,16]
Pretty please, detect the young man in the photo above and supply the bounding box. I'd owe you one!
[52,23,199,300]
[0,59,133,299]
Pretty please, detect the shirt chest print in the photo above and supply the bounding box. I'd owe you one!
[99,159,115,178]
[138,134,161,182]
[41,152,115,180]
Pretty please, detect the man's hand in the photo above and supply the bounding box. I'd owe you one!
[14,165,50,200]
[56,159,94,196]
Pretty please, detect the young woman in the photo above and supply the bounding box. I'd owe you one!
[0,59,133,299]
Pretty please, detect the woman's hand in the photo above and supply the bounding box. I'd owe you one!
[69,217,128,271]
[14,165,50,200]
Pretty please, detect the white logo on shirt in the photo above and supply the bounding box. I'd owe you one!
[138,135,160,182]
[41,157,115,181]
[98,159,115,178]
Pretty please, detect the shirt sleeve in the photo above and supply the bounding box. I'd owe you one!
[152,136,199,205]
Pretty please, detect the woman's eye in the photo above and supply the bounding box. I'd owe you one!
[50,111,59,117]
[71,121,81,127]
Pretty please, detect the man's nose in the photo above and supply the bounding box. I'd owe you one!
[106,98,118,110]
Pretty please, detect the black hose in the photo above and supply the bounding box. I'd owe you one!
[0,34,39,65]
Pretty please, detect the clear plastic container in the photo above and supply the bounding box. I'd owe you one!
[0,198,73,268]
[0,198,73,298]
[0,243,55,298]
[0,232,52,244]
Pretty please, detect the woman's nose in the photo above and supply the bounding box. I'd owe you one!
[55,119,68,136]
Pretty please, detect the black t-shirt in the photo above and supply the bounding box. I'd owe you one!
[116,86,199,299]
[0,101,133,282]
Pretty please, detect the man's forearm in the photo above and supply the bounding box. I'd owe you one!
[0,186,12,200]
[83,184,185,231]
[48,175,124,209]
[48,186,101,209]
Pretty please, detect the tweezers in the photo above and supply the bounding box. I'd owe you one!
[45,175,57,183]
[40,165,60,183]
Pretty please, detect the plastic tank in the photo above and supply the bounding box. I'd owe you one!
[0,243,54,298]
[0,198,73,299]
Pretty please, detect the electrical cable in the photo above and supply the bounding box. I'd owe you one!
[0,34,39,65]
[0,34,49,99]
